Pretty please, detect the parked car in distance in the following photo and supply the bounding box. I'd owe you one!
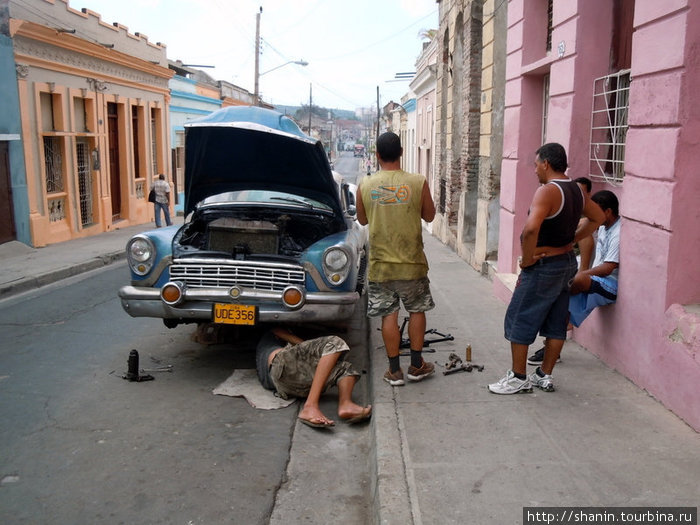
[119,106,367,330]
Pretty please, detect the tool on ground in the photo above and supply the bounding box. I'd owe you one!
[140,365,173,373]
[442,352,472,375]
[464,344,484,372]
[390,317,454,356]
[442,345,484,375]
[123,350,155,382]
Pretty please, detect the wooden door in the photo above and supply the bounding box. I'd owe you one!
[107,103,121,220]
[0,142,16,244]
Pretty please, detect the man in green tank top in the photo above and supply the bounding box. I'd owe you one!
[356,132,436,386]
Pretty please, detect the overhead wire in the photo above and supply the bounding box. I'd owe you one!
[17,0,436,109]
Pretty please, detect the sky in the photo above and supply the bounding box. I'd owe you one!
[77,0,439,111]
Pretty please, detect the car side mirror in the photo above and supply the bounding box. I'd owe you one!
[346,205,357,217]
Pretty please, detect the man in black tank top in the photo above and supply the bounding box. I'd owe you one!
[489,143,604,395]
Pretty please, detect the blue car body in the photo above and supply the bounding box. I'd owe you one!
[119,106,367,328]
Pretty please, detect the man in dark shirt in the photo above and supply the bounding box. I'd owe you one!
[488,143,604,394]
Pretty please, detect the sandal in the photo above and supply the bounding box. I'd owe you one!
[341,406,372,424]
[298,416,335,429]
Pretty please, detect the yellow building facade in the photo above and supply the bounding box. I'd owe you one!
[8,0,172,247]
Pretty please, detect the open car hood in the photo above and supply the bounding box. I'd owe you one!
[183,106,342,217]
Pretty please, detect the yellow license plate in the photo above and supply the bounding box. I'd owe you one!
[213,303,257,325]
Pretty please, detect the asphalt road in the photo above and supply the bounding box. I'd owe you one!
[0,264,295,523]
[0,151,373,525]
[335,150,364,185]
[0,262,372,524]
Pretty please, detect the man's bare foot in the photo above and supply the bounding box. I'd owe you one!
[339,403,372,424]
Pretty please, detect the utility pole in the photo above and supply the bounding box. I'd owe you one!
[254,6,262,106]
[376,85,380,142]
[308,83,312,135]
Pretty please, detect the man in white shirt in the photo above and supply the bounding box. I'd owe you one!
[568,190,620,326]
[153,174,172,227]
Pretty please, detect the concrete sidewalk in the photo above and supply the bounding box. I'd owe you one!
[1,225,697,524]
[369,233,699,524]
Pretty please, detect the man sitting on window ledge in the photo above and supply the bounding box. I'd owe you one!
[568,190,621,327]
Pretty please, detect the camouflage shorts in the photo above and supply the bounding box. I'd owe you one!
[367,277,435,318]
[269,335,360,400]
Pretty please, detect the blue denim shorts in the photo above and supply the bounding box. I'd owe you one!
[504,252,578,345]
[568,275,618,327]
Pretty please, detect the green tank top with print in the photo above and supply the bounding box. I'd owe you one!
[359,169,429,282]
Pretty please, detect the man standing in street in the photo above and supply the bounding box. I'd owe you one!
[356,132,436,386]
[489,143,604,394]
[153,173,173,227]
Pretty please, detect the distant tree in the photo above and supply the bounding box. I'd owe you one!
[418,28,437,41]
[294,103,332,123]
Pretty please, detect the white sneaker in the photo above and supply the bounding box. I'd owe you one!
[529,369,555,392]
[488,370,533,395]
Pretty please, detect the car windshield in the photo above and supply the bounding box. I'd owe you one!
[199,190,332,211]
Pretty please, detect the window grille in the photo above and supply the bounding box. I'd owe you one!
[589,70,630,185]
[48,197,66,222]
[76,141,94,226]
[136,180,145,199]
[44,136,63,193]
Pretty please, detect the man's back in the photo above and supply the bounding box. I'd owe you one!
[359,169,428,282]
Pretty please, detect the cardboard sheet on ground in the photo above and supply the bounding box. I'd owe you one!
[213,369,295,410]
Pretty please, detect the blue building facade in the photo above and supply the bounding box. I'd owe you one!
[0,26,29,244]
[168,67,223,215]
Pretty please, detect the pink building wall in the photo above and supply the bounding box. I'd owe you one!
[497,0,700,430]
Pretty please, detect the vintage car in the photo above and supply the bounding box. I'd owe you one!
[119,106,367,329]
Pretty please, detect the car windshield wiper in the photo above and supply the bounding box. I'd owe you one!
[270,196,315,209]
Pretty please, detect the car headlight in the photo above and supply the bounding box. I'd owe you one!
[127,236,156,276]
[322,247,351,285]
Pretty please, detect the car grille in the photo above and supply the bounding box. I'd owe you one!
[170,260,305,291]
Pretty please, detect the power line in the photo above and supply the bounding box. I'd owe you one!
[313,9,437,62]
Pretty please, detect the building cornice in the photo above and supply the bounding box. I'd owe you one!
[410,65,437,97]
[15,53,171,96]
[10,19,173,80]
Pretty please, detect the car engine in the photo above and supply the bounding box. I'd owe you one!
[174,210,341,260]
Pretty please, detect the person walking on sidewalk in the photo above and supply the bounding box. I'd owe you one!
[153,174,173,227]
[356,131,436,387]
[489,143,604,394]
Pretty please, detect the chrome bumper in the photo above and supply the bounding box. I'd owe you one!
[118,285,359,323]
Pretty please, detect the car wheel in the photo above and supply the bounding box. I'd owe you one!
[356,254,368,295]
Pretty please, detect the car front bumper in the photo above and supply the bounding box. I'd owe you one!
[118,285,359,323]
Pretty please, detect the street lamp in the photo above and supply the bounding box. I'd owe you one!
[255,60,308,105]
[260,60,308,77]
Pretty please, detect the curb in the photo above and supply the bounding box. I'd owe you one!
[369,317,414,525]
[0,251,125,299]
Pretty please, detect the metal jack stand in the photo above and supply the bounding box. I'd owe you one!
[394,316,454,356]
[122,350,154,382]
